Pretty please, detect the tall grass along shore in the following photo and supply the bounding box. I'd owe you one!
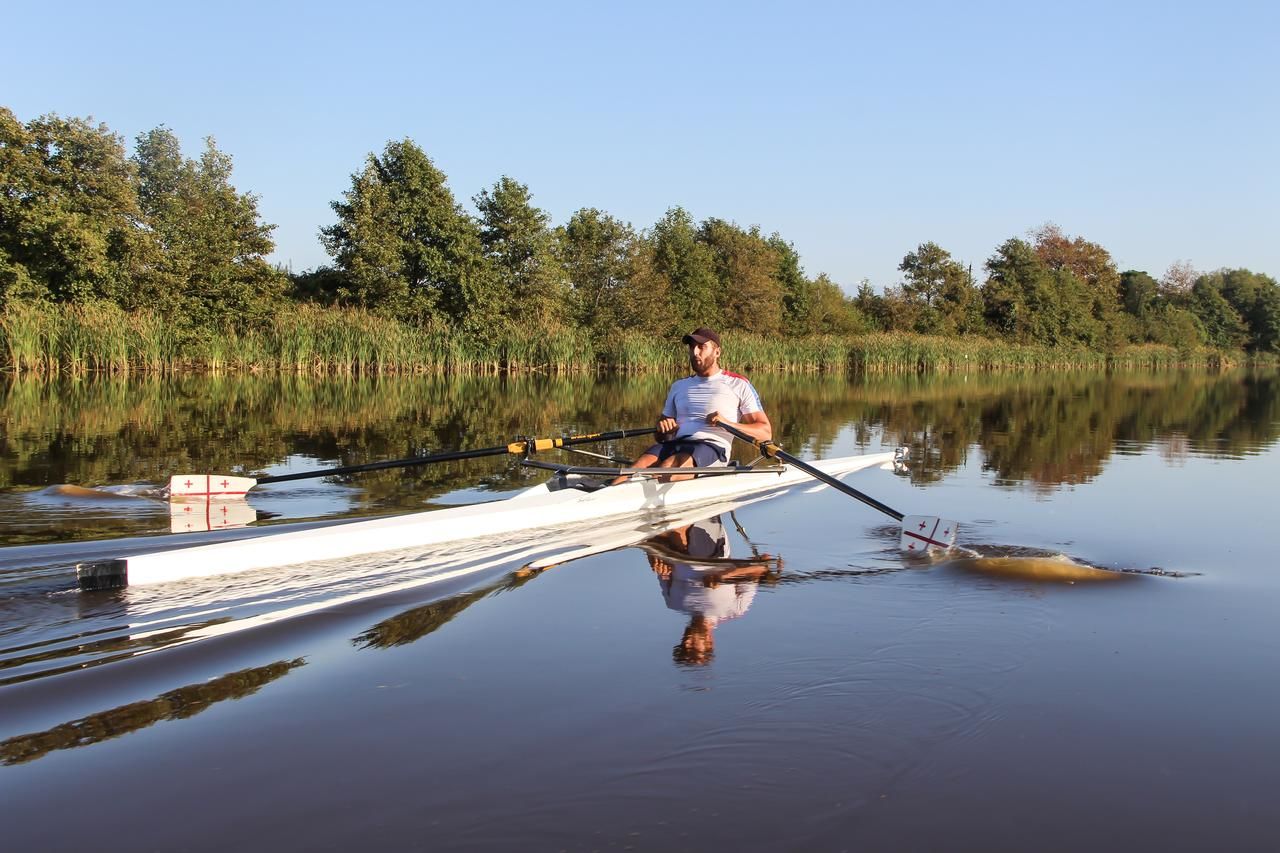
[0,302,1259,377]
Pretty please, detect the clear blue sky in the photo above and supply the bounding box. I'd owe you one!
[6,0,1277,290]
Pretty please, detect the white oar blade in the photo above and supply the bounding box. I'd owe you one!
[900,515,958,553]
[168,474,257,502]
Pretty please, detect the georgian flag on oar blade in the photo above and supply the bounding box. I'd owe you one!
[168,474,257,501]
[900,515,958,553]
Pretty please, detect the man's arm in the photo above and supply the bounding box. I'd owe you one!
[707,409,772,442]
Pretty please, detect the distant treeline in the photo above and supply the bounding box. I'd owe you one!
[1,107,1277,372]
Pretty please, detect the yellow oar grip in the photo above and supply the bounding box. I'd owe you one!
[506,437,566,453]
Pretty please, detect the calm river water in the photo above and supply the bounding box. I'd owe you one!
[1,369,1278,851]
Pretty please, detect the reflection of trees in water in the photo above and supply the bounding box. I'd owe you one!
[2,369,1276,502]
[354,573,538,649]
[845,370,1280,487]
[0,658,304,765]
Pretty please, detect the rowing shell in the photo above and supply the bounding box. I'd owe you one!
[77,451,896,590]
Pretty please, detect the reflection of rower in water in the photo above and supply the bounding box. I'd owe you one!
[645,515,779,666]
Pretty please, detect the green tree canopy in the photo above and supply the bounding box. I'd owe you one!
[649,207,720,331]
[133,127,284,325]
[0,108,157,306]
[1189,276,1248,349]
[1198,268,1280,352]
[474,176,567,330]
[897,242,979,335]
[556,208,638,333]
[321,139,486,326]
[698,219,784,334]
[1120,270,1159,319]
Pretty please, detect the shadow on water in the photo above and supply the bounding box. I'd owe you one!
[0,657,305,765]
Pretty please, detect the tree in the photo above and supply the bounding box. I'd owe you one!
[557,208,637,333]
[474,176,567,330]
[615,239,676,337]
[1160,260,1198,298]
[1145,303,1205,351]
[1120,270,1159,319]
[133,127,285,325]
[982,238,1054,343]
[1189,277,1247,349]
[698,219,784,334]
[1031,224,1122,345]
[321,139,487,326]
[0,108,157,306]
[854,279,889,330]
[767,236,813,334]
[648,207,720,330]
[897,242,978,334]
[805,274,868,334]
[1202,268,1280,352]
[1250,284,1280,353]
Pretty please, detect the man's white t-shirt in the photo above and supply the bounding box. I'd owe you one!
[658,517,759,626]
[662,370,764,458]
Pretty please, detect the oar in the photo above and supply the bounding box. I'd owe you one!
[713,420,957,553]
[168,426,656,501]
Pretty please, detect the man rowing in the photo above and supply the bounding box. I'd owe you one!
[612,327,772,485]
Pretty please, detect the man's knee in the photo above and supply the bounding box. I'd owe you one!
[659,453,694,469]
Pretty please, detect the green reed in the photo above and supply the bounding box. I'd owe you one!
[0,302,1256,375]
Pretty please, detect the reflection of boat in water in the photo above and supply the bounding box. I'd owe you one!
[79,451,895,590]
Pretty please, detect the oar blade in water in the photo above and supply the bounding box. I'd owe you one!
[900,515,958,553]
[168,474,257,501]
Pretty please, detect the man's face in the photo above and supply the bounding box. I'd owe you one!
[687,340,720,374]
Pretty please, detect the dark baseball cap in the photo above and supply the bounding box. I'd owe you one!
[682,327,721,346]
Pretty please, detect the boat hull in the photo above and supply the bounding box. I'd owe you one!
[77,452,895,589]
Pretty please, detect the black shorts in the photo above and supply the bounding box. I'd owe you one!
[644,439,727,468]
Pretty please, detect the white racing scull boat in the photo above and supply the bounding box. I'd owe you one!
[77,452,899,590]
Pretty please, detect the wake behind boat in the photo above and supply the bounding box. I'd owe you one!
[77,451,899,590]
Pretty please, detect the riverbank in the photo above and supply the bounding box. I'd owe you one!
[1,302,1265,376]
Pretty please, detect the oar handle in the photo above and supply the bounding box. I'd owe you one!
[714,420,905,522]
[257,426,655,485]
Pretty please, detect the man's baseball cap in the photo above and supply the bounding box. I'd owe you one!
[682,327,721,346]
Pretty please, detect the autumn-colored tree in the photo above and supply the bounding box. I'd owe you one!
[1031,224,1122,344]
[1160,260,1199,297]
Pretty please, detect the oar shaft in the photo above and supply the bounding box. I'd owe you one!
[256,426,655,485]
[716,421,905,522]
